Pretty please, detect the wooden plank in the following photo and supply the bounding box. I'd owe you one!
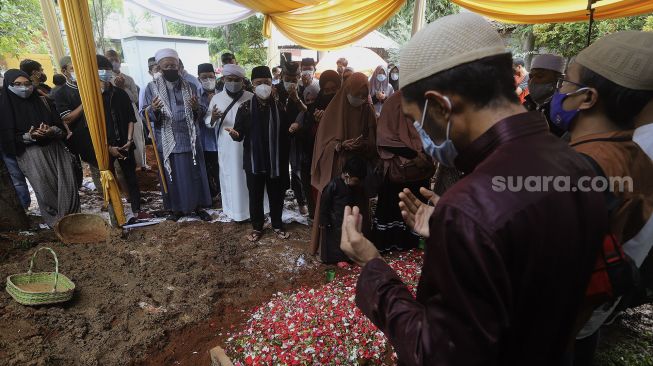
[209,346,234,366]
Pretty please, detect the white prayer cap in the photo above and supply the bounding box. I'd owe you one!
[222,64,246,78]
[531,54,566,74]
[155,48,179,63]
[399,13,507,89]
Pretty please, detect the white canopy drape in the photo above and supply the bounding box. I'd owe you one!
[125,0,254,27]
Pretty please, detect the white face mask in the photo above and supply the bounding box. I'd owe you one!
[347,94,365,107]
[284,81,297,91]
[152,71,162,80]
[225,81,243,93]
[201,78,216,91]
[255,84,272,100]
[390,73,399,81]
[301,70,314,78]
[69,71,76,82]
[376,74,387,82]
[8,85,34,98]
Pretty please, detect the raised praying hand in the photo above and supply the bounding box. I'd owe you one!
[340,206,381,267]
[211,105,224,124]
[398,187,440,238]
[225,127,239,139]
[151,96,164,111]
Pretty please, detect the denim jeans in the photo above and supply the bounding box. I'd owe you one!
[1,152,31,209]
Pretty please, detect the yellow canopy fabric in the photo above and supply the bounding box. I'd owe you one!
[452,0,653,24]
[257,0,407,50]
[58,0,126,226]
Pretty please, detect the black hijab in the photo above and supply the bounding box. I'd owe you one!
[1,69,58,154]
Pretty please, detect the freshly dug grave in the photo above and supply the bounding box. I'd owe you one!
[0,220,322,366]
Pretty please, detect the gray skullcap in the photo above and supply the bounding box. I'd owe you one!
[531,54,566,74]
[576,31,653,91]
[399,13,507,89]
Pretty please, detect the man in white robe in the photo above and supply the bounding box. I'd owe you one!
[205,64,254,221]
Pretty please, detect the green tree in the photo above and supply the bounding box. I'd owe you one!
[167,16,266,68]
[530,14,651,59]
[89,0,122,52]
[644,15,653,31]
[378,0,458,63]
[0,0,49,58]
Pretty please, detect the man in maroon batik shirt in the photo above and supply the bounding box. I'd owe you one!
[340,13,607,366]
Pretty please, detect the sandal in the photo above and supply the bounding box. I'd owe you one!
[273,229,290,240]
[247,230,263,242]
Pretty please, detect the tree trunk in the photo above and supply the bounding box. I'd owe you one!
[0,157,29,231]
[524,29,536,69]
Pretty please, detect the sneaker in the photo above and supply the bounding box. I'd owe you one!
[135,211,154,220]
[166,212,182,222]
[197,209,213,222]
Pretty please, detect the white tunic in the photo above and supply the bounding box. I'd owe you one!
[205,90,254,221]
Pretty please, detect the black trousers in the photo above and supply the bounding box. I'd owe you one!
[245,172,284,231]
[301,160,315,217]
[204,151,220,198]
[111,152,141,213]
[291,165,305,206]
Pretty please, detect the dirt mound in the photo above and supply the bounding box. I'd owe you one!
[0,221,320,366]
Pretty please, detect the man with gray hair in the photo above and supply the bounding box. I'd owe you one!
[339,13,607,365]
[141,48,212,222]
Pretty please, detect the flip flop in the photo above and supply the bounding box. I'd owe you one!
[273,229,290,240]
[247,230,263,242]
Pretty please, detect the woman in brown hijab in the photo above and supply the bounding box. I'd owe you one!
[310,72,377,255]
[373,91,434,251]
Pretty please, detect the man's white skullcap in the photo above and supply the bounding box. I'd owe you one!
[531,54,566,74]
[222,64,246,78]
[576,31,653,91]
[399,13,507,89]
[155,48,179,63]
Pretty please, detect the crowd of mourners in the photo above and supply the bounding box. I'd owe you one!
[1,12,652,366]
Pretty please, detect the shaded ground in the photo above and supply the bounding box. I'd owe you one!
[0,218,323,366]
[595,304,653,366]
[1,161,651,365]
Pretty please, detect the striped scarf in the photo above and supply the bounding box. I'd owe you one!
[153,77,197,181]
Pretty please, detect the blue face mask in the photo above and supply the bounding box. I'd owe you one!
[549,88,589,131]
[415,98,458,168]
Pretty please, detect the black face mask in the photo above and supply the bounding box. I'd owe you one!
[39,73,47,83]
[162,69,180,82]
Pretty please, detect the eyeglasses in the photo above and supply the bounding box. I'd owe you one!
[556,77,586,90]
[11,81,32,87]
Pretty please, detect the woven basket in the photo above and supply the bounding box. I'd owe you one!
[6,247,75,306]
[54,213,109,244]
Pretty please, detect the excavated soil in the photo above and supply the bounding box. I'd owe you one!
[0,219,323,366]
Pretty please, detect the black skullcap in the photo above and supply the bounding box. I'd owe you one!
[96,54,113,70]
[283,61,300,76]
[197,63,214,74]
[301,58,316,67]
[251,66,272,80]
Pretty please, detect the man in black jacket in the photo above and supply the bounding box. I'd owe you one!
[97,55,148,220]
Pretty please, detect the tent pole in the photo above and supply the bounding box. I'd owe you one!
[412,0,426,36]
[587,0,597,47]
[39,0,66,68]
